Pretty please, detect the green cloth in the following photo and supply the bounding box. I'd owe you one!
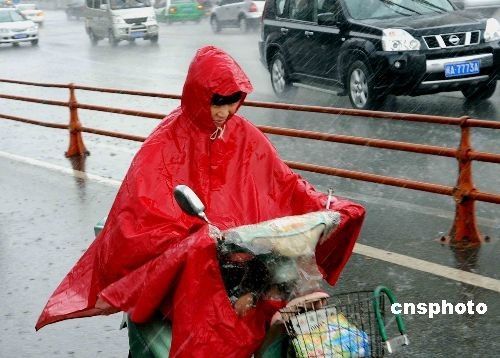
[127,314,172,358]
[127,313,291,357]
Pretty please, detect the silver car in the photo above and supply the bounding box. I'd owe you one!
[0,8,39,46]
[210,0,265,33]
[85,0,159,46]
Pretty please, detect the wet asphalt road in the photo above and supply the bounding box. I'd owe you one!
[0,10,499,358]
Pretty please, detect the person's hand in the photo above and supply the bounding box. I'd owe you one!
[234,292,255,317]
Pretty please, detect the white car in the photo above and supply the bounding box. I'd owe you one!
[0,8,38,46]
[15,3,44,24]
[210,0,265,33]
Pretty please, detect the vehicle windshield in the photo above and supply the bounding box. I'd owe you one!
[0,10,25,22]
[110,0,151,10]
[343,0,455,20]
[16,4,36,10]
[171,0,193,4]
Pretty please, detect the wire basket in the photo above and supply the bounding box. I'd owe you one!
[279,287,408,357]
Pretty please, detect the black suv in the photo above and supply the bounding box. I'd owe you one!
[259,0,500,109]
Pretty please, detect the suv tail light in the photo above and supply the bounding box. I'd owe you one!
[249,2,258,12]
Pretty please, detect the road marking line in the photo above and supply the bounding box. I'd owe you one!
[0,150,121,187]
[2,150,500,293]
[354,244,500,293]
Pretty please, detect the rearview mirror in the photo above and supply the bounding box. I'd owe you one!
[317,12,338,26]
[173,185,209,223]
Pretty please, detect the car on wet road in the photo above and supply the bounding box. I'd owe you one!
[65,0,86,20]
[154,0,205,24]
[84,0,159,46]
[210,0,265,33]
[0,7,38,46]
[15,3,44,25]
[259,0,500,110]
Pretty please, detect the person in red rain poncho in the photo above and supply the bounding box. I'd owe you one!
[36,46,365,357]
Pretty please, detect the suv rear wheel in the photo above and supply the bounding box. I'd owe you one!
[108,30,119,47]
[211,16,221,33]
[270,52,296,98]
[239,16,248,33]
[347,60,386,110]
[461,80,497,101]
[88,30,99,46]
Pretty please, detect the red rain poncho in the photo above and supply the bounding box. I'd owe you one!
[36,46,365,357]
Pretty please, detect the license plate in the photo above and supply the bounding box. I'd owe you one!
[13,34,28,39]
[444,60,480,78]
[131,32,145,38]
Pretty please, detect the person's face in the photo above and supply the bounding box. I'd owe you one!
[210,102,239,128]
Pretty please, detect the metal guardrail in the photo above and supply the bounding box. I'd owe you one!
[0,78,499,247]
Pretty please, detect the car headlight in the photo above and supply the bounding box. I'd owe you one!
[484,18,500,43]
[147,14,156,22]
[382,28,420,51]
[28,25,38,31]
[112,16,125,24]
[0,28,9,33]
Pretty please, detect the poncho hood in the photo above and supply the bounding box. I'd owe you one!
[181,46,253,132]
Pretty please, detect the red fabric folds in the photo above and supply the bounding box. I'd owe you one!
[36,46,365,357]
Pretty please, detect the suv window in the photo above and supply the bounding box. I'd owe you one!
[110,0,150,10]
[344,0,454,20]
[276,0,287,16]
[317,0,341,15]
[290,0,315,22]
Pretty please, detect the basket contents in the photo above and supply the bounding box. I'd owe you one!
[288,308,370,357]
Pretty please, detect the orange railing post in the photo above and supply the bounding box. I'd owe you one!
[65,84,89,157]
[443,116,487,247]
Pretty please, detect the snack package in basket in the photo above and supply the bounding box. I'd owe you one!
[289,309,370,358]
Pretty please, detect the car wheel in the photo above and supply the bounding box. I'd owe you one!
[210,16,221,33]
[108,29,119,47]
[239,16,248,33]
[270,52,296,98]
[461,80,497,101]
[89,30,99,46]
[150,35,159,44]
[347,60,386,110]
[31,39,39,46]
